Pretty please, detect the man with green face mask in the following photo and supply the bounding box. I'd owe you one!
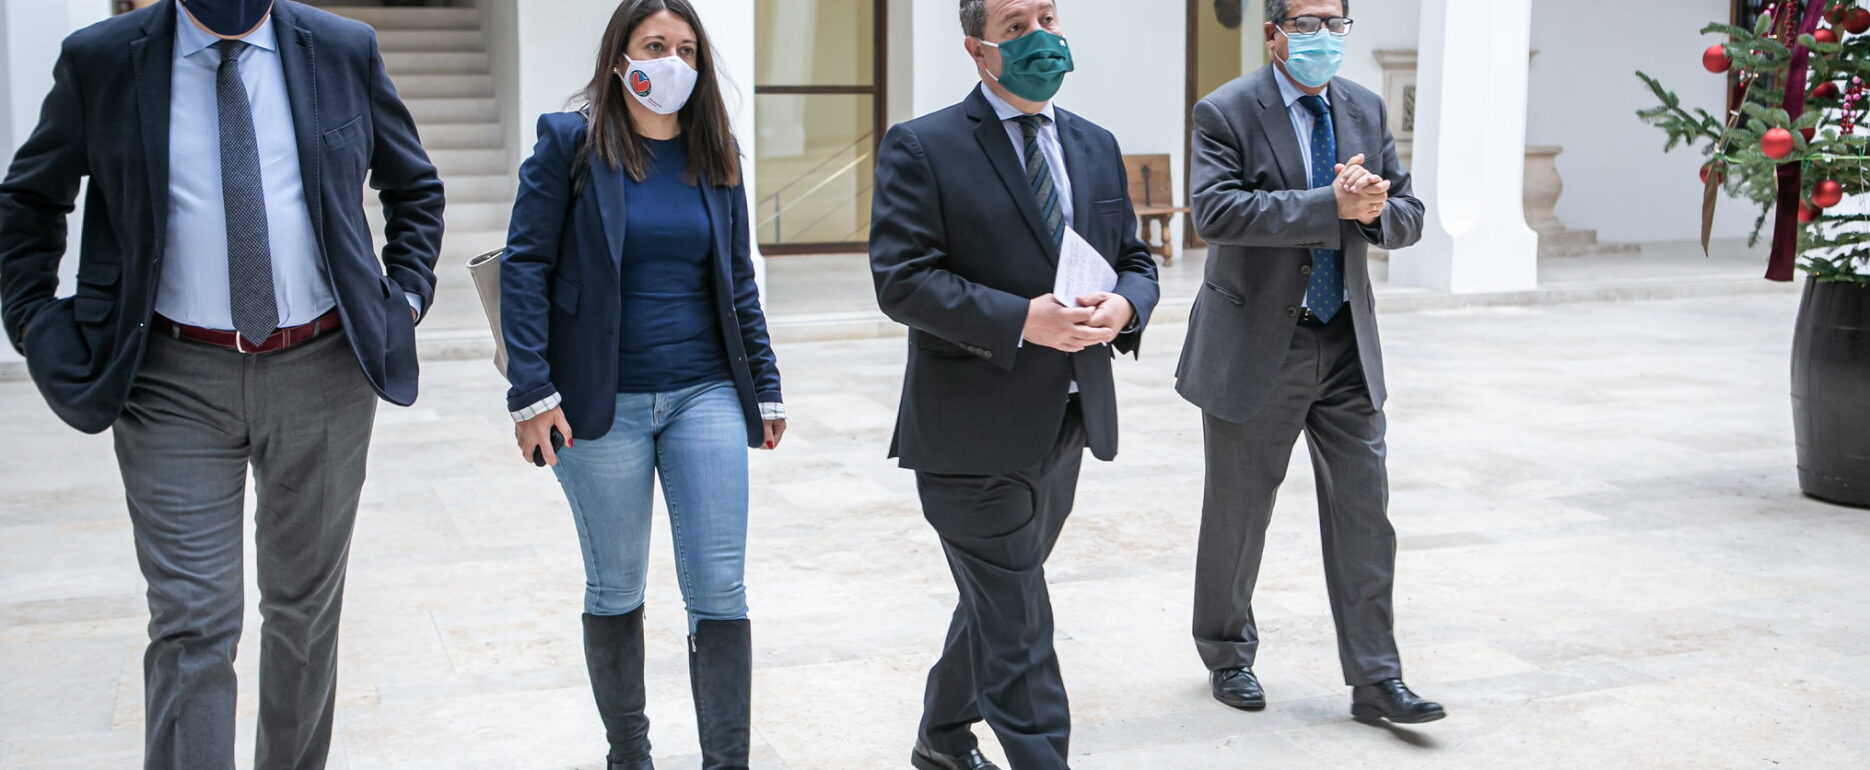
[869,2,1161,768]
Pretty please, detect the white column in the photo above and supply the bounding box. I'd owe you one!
[1392,0,1538,293]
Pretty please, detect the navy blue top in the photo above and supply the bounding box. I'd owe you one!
[615,137,729,392]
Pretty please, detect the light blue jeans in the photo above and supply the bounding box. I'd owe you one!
[551,381,750,630]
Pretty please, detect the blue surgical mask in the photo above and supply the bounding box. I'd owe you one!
[1278,28,1344,89]
[180,0,274,37]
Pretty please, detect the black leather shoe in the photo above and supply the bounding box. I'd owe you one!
[1351,678,1445,724]
[1210,667,1266,710]
[910,739,1001,770]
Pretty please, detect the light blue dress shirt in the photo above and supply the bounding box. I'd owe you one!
[1273,68,1351,308]
[980,83,1074,230]
[159,6,418,330]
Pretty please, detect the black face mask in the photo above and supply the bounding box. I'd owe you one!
[180,0,274,37]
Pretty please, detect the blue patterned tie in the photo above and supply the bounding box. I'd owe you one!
[217,40,279,346]
[1298,94,1345,323]
[1014,115,1066,248]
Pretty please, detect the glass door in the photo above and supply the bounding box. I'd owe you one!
[753,0,885,253]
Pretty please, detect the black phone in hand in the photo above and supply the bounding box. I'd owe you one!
[531,427,565,467]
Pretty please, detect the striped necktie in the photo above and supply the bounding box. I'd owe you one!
[1014,114,1066,248]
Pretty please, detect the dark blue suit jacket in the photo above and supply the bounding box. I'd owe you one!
[500,112,781,448]
[870,88,1161,475]
[0,0,445,433]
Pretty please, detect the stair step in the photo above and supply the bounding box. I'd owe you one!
[392,74,495,99]
[321,7,480,30]
[405,97,498,124]
[420,123,502,150]
[441,174,516,203]
[383,51,491,75]
[428,148,509,176]
[374,29,485,52]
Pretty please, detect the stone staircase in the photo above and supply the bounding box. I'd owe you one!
[305,1,512,305]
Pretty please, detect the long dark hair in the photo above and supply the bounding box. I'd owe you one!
[574,0,741,187]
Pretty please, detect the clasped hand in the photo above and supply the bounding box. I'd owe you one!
[1023,292,1132,354]
[1332,153,1389,225]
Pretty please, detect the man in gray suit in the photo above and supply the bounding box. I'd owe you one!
[1177,0,1445,724]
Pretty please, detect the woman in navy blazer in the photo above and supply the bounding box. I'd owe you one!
[498,1,781,766]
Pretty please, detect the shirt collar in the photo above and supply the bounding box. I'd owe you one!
[1275,66,1330,109]
[175,2,279,58]
[979,82,1056,125]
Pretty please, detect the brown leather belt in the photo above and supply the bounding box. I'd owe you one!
[154,309,342,354]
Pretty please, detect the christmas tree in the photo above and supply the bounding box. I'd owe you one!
[1638,0,1870,284]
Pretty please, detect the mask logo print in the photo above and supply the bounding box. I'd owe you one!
[629,70,652,98]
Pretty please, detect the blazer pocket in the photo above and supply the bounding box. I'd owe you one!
[1093,197,1127,217]
[322,115,366,149]
[552,276,581,315]
[1202,281,1245,306]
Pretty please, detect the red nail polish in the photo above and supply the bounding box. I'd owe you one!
[765,441,774,449]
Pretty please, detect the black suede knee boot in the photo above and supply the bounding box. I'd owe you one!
[688,619,751,770]
[583,609,654,770]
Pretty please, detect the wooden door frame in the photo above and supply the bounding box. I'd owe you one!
[755,0,888,255]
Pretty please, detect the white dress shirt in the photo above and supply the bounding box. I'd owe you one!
[981,83,1075,230]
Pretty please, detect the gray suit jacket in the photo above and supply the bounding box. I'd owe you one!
[1176,66,1424,424]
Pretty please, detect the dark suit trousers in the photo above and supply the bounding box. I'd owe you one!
[916,400,1084,770]
[112,331,376,770]
[1191,314,1402,686]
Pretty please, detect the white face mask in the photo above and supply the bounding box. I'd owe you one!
[617,54,698,115]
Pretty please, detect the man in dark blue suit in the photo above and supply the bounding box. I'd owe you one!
[0,1,442,767]
[871,2,1159,767]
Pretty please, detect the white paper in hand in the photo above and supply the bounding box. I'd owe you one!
[1053,227,1118,307]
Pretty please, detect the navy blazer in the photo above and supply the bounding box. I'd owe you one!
[870,88,1161,475]
[500,112,782,448]
[0,0,445,434]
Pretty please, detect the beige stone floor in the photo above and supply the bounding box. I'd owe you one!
[3,289,1868,769]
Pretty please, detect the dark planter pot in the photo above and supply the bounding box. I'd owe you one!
[1791,279,1870,508]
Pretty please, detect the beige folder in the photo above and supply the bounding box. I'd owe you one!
[466,248,508,375]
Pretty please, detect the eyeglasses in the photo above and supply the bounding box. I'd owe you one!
[1277,15,1355,36]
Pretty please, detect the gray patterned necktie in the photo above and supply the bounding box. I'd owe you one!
[1014,114,1065,248]
[216,39,278,346]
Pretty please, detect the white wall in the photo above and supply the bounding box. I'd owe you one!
[1340,0,1420,95]
[1528,0,1745,243]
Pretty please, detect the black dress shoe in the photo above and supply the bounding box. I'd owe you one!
[910,739,1002,770]
[1351,678,1446,724]
[1210,667,1267,710]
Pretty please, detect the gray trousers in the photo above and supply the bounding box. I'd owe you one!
[113,330,377,770]
[1191,314,1402,686]
[916,401,1084,770]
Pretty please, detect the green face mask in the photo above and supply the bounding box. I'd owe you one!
[981,29,1075,103]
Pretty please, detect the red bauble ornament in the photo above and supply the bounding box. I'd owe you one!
[1813,179,1846,208]
[1828,4,1850,24]
[1848,8,1870,33]
[1801,126,1818,141]
[1701,164,1726,185]
[1800,201,1821,223]
[1815,27,1841,44]
[1703,44,1731,73]
[1762,127,1797,159]
[1814,81,1842,100]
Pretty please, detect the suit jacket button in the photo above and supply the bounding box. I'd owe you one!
[1286,306,1298,317]
[1300,265,1312,275]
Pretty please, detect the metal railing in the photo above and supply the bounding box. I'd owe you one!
[756,131,874,245]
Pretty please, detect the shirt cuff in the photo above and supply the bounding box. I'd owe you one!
[510,392,563,423]
[405,292,423,315]
[759,402,787,421]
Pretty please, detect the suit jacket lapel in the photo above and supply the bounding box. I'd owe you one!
[1330,86,1365,169]
[1252,67,1308,191]
[132,2,177,259]
[967,89,1056,261]
[1056,110,1095,261]
[588,156,626,275]
[273,1,327,248]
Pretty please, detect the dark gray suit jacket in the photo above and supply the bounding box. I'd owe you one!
[1176,66,1423,424]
